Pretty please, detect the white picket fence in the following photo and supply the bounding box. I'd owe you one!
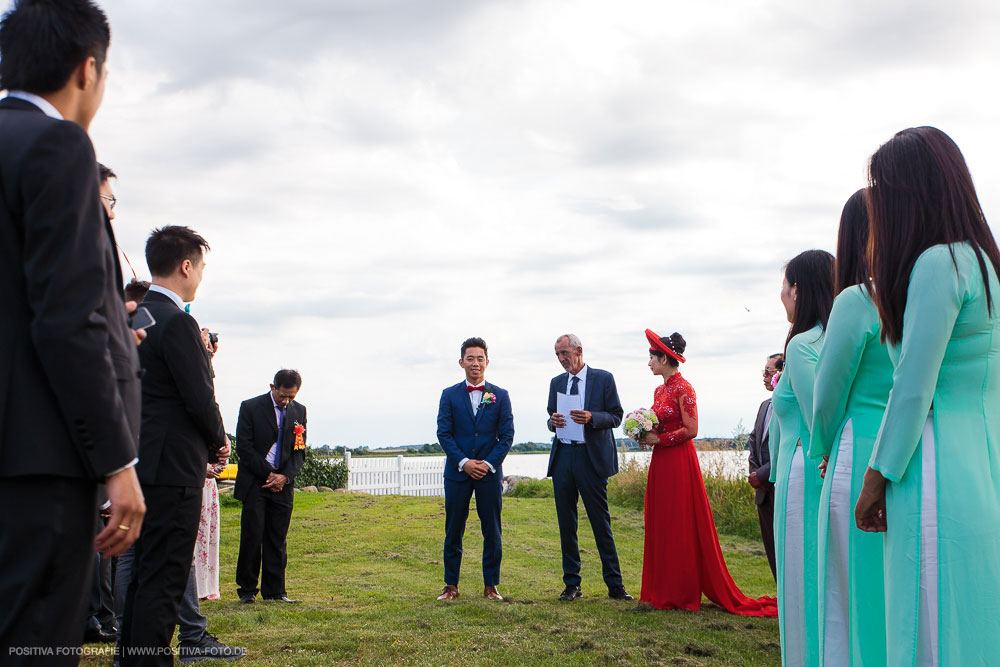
[344,452,445,496]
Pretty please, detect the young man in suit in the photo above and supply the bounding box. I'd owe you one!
[436,337,514,601]
[0,1,145,659]
[747,352,782,580]
[235,370,307,604]
[546,334,632,601]
[119,226,230,666]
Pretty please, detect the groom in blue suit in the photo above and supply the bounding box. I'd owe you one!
[436,337,514,601]
[546,334,632,601]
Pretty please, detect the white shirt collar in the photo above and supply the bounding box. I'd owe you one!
[570,365,588,381]
[466,380,486,390]
[5,91,64,120]
[147,284,186,311]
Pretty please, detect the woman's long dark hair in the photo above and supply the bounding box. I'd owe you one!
[834,189,870,295]
[784,249,835,353]
[868,126,1000,344]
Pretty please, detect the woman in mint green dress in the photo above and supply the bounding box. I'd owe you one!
[810,189,890,666]
[855,126,1000,666]
[769,249,834,667]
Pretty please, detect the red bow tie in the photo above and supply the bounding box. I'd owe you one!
[467,385,485,393]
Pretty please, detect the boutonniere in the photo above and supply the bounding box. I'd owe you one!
[480,392,497,407]
[293,422,306,450]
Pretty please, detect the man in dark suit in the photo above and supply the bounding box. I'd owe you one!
[748,352,782,580]
[0,2,146,660]
[235,370,307,604]
[546,334,631,602]
[435,337,514,601]
[119,226,229,666]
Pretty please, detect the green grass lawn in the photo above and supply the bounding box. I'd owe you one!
[85,492,780,666]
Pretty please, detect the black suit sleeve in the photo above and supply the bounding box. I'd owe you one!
[237,399,272,480]
[280,404,306,480]
[546,379,557,432]
[747,427,760,473]
[161,313,226,453]
[22,122,135,478]
[756,457,771,484]
[590,372,623,430]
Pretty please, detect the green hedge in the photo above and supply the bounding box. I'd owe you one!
[294,448,348,489]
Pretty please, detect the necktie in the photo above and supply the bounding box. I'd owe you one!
[467,385,485,393]
[570,376,580,395]
[275,407,285,469]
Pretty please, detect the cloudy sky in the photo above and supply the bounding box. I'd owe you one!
[82,0,1000,447]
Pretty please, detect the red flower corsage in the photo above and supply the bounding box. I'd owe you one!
[293,422,306,450]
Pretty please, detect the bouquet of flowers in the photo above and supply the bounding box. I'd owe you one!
[623,408,659,441]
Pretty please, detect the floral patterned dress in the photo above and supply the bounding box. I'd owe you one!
[194,477,220,600]
[639,372,777,616]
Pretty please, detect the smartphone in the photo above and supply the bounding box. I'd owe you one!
[130,306,156,331]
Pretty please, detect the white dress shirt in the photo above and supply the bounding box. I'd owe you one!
[559,364,588,444]
[457,381,495,474]
[147,284,186,311]
[266,394,284,469]
[5,90,63,119]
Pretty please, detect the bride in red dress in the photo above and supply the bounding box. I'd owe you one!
[639,329,777,617]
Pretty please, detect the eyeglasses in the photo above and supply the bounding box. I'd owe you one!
[763,369,777,377]
[100,194,117,210]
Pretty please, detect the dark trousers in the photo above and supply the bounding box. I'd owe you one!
[236,483,294,599]
[120,484,202,667]
[551,443,623,589]
[115,545,207,645]
[443,473,502,587]
[0,476,96,666]
[757,486,777,581]
[88,515,117,633]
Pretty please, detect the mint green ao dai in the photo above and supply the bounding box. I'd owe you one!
[869,243,1000,666]
[810,285,891,666]
[769,323,824,667]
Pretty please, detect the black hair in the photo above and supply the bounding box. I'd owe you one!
[0,0,110,94]
[784,250,835,352]
[98,162,116,183]
[834,189,870,295]
[273,369,302,390]
[461,337,488,358]
[144,226,210,278]
[650,332,686,368]
[122,278,149,302]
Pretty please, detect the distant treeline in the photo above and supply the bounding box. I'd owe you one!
[306,434,749,458]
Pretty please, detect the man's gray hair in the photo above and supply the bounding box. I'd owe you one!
[557,333,583,348]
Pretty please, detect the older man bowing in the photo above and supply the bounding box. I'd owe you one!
[546,334,631,601]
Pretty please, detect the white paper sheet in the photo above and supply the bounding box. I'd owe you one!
[556,392,585,442]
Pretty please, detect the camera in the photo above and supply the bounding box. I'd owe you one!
[208,332,219,346]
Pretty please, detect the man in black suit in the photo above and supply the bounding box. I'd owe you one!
[235,370,307,604]
[0,2,146,660]
[546,334,632,602]
[747,352,782,580]
[119,226,229,666]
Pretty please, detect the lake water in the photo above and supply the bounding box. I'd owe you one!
[501,450,748,480]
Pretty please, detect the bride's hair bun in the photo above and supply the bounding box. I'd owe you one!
[663,332,686,355]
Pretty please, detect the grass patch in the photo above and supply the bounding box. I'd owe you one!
[84,493,778,666]
[507,478,554,498]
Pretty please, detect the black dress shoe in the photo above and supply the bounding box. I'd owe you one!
[239,595,255,604]
[558,585,582,601]
[83,626,117,644]
[608,586,634,601]
[263,595,300,603]
[178,631,246,662]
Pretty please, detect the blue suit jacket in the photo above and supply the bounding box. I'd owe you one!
[546,367,623,479]
[437,381,515,482]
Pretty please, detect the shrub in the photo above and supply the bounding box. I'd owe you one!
[295,448,348,489]
[607,455,761,540]
[508,478,554,498]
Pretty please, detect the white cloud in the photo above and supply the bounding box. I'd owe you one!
[86,0,1000,446]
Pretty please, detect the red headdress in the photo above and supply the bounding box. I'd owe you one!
[645,328,685,364]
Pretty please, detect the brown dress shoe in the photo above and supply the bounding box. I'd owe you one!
[483,586,503,601]
[437,585,460,601]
